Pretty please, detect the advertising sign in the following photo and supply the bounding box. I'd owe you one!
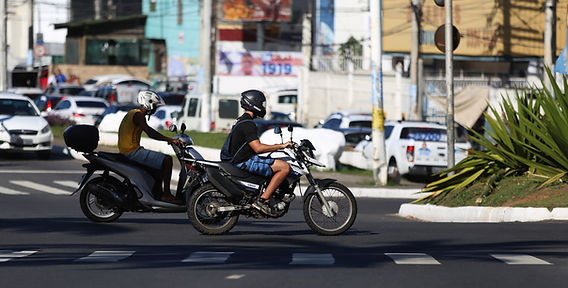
[221,0,292,22]
[218,49,302,77]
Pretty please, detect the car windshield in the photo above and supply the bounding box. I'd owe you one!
[0,99,39,116]
[76,101,107,108]
[401,127,447,142]
[349,120,372,128]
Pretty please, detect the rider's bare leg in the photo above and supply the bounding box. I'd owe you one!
[160,155,182,204]
[260,159,290,200]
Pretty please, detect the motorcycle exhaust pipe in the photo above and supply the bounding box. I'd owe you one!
[87,182,126,206]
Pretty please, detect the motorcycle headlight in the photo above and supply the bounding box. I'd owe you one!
[40,124,51,134]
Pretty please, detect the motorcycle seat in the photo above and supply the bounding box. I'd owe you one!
[97,151,162,178]
[218,161,255,178]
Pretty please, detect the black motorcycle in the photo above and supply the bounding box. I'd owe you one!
[181,125,357,236]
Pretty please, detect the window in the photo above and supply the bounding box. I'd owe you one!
[278,94,297,104]
[85,39,150,66]
[348,121,372,128]
[76,101,107,108]
[187,98,199,117]
[154,110,165,119]
[0,100,38,116]
[322,118,341,130]
[400,127,447,142]
[55,100,71,110]
[218,99,239,119]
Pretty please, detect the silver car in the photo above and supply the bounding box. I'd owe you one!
[48,96,109,125]
[0,93,53,159]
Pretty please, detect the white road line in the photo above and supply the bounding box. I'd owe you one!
[75,251,135,262]
[290,253,335,265]
[182,252,234,263]
[54,180,79,189]
[11,181,72,195]
[0,250,38,263]
[0,170,84,174]
[491,254,552,265]
[385,253,441,265]
[0,186,29,195]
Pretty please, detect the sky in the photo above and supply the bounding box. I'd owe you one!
[34,0,69,44]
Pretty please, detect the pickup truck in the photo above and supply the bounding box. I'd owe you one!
[359,121,471,183]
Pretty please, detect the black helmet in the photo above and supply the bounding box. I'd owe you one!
[241,89,267,118]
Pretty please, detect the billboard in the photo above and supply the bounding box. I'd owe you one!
[221,0,292,22]
[217,49,302,77]
[384,0,568,57]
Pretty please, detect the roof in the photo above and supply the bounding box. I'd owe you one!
[0,93,32,100]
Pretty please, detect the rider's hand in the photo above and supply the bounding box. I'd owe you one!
[281,141,293,149]
[170,138,183,147]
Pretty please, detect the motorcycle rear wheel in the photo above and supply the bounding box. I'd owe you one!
[303,182,357,236]
[188,184,239,235]
[80,177,123,223]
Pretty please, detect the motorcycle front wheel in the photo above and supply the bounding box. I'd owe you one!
[303,182,357,236]
[79,177,123,223]
[187,183,239,235]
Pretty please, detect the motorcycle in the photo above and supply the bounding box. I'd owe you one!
[182,124,357,236]
[64,124,193,222]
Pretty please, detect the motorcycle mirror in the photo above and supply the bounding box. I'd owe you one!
[180,123,186,133]
[288,125,294,132]
[274,126,282,134]
[169,124,178,133]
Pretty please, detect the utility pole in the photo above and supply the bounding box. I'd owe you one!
[544,0,556,90]
[445,0,455,169]
[370,0,387,185]
[410,0,422,120]
[0,0,7,91]
[199,0,212,132]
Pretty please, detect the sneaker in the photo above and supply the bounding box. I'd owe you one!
[252,197,277,216]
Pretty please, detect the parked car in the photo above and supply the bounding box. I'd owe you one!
[44,83,85,97]
[147,105,182,130]
[7,87,44,100]
[94,78,151,104]
[254,119,304,137]
[321,110,372,130]
[48,96,109,125]
[34,95,63,116]
[83,74,131,91]
[358,121,470,183]
[94,104,139,127]
[157,91,185,106]
[0,93,53,159]
[340,127,372,150]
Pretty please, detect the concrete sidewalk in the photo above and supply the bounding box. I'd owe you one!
[56,132,568,223]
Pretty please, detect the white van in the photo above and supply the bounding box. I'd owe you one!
[177,93,243,131]
[266,88,297,121]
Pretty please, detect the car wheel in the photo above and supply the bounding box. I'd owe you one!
[388,158,401,185]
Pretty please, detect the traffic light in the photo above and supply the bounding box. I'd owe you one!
[434,0,444,7]
[434,24,461,52]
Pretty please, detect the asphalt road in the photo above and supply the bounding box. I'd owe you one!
[1,152,568,288]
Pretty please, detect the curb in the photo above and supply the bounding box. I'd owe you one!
[399,203,568,222]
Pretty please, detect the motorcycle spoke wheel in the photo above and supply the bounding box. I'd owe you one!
[188,184,239,235]
[303,182,357,236]
[80,177,123,223]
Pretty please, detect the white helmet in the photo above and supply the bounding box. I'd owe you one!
[137,90,164,112]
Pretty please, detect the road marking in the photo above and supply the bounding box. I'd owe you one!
[385,253,441,265]
[75,251,135,262]
[226,274,246,280]
[0,170,84,174]
[54,180,79,189]
[290,253,335,265]
[0,186,29,195]
[182,251,234,263]
[491,254,552,265]
[11,181,72,195]
[0,250,38,262]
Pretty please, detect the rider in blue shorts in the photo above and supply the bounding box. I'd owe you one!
[220,89,293,215]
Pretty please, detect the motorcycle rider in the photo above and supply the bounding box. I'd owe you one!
[118,90,184,205]
[220,89,293,216]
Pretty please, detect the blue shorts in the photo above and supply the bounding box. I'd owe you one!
[236,155,275,177]
[125,147,166,170]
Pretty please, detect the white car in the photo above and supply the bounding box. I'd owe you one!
[147,105,181,130]
[83,74,131,91]
[357,121,471,183]
[321,110,372,129]
[0,93,53,159]
[49,96,109,125]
